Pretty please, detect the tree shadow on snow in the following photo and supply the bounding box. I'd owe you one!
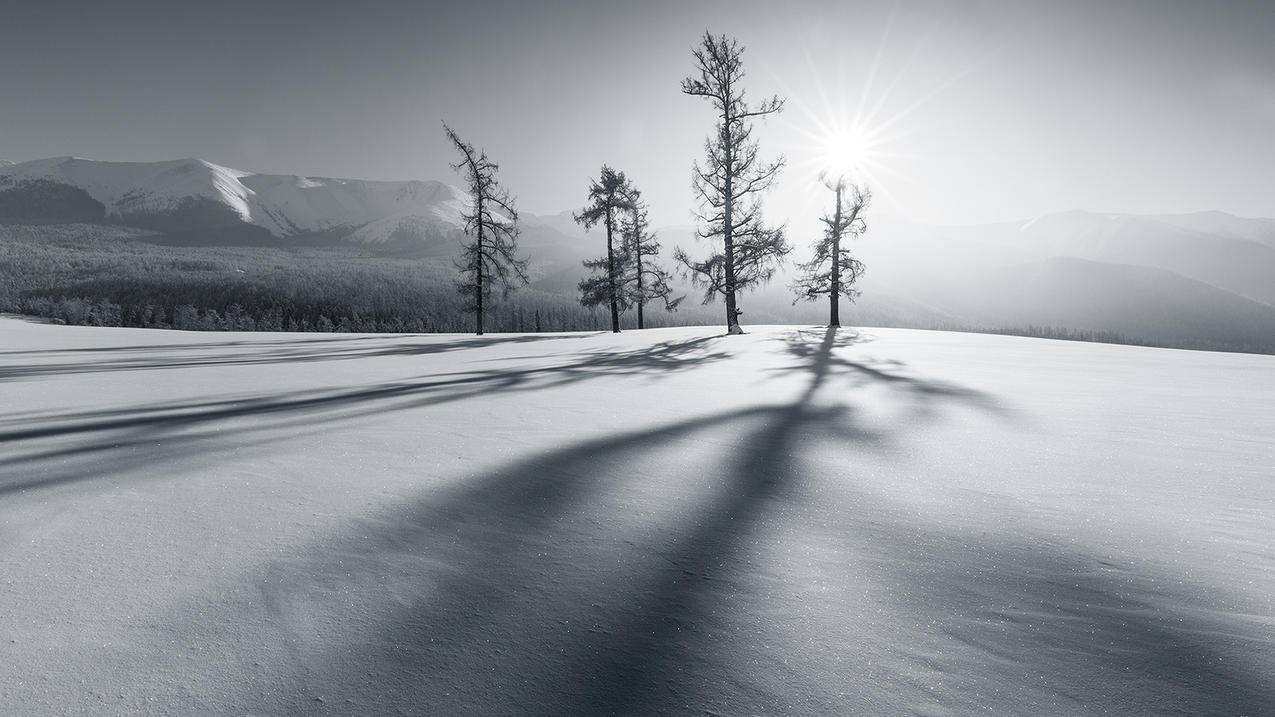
[239,327,1270,715]
[0,334,730,495]
[0,331,589,382]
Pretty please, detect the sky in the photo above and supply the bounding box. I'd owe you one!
[2,0,1273,232]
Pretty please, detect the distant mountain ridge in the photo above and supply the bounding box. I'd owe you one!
[0,156,471,246]
[862,210,1275,307]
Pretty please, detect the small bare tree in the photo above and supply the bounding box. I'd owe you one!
[444,123,529,335]
[620,188,683,329]
[575,165,635,333]
[792,178,869,328]
[675,32,791,335]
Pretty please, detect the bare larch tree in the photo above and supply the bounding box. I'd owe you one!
[575,165,635,333]
[620,186,683,329]
[675,32,791,335]
[444,123,529,335]
[792,178,869,328]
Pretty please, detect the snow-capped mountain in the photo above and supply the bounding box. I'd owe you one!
[0,156,471,245]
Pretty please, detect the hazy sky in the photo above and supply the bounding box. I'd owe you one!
[2,0,1273,230]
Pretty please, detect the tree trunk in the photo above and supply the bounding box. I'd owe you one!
[475,202,485,336]
[724,254,741,334]
[605,207,620,333]
[722,101,743,335]
[636,249,646,330]
[829,184,841,329]
[476,266,484,335]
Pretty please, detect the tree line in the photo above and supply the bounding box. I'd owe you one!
[444,31,871,336]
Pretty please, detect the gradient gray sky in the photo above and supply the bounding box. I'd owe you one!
[2,0,1272,229]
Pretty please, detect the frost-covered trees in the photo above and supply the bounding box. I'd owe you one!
[575,166,635,333]
[619,188,682,329]
[675,32,791,335]
[444,123,529,335]
[792,178,869,328]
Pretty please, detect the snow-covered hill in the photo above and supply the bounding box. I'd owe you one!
[1,318,1272,714]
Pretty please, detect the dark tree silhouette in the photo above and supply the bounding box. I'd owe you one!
[444,123,529,335]
[575,166,635,333]
[675,32,791,335]
[620,187,683,329]
[792,178,869,328]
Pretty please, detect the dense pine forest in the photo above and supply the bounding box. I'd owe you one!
[0,224,625,333]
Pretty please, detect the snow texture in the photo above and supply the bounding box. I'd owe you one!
[0,317,1272,715]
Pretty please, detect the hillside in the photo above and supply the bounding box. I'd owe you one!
[864,211,1275,305]
[905,256,1275,353]
[1,318,1271,714]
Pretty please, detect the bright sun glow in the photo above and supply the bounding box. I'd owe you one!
[787,109,900,200]
[780,64,914,202]
[775,27,986,214]
[816,125,879,180]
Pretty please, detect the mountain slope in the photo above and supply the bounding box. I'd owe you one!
[933,256,1275,352]
[868,211,1275,307]
[1150,210,1275,249]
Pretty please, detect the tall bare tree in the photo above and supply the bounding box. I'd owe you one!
[620,188,683,329]
[675,32,791,335]
[575,165,635,333]
[792,178,869,328]
[444,123,529,335]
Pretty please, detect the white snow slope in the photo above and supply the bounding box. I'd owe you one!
[0,317,1272,715]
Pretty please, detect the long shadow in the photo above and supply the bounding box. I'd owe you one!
[770,327,1013,420]
[0,334,730,495]
[239,327,1270,714]
[0,331,588,382]
[232,329,943,711]
[562,327,864,714]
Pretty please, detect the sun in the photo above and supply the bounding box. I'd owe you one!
[776,34,984,208]
[783,96,903,195]
[816,125,879,181]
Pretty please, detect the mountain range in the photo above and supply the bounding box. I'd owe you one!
[3,156,1274,351]
[0,156,473,245]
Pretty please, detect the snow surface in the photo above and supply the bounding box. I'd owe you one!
[0,317,1272,715]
